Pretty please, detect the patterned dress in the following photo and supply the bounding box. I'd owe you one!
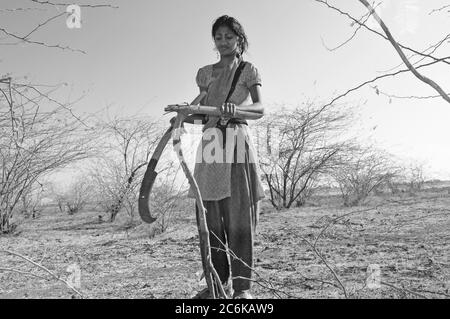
[187,61,266,204]
[188,58,266,293]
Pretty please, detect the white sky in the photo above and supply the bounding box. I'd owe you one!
[1,0,450,179]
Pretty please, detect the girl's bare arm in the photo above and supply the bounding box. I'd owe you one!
[237,84,264,115]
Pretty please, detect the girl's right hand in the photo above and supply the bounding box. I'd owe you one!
[170,116,177,127]
[170,115,186,125]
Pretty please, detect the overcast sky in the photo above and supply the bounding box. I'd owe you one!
[1,0,450,179]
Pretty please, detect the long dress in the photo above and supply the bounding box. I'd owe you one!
[187,56,265,292]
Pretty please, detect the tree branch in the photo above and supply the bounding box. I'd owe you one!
[358,0,450,103]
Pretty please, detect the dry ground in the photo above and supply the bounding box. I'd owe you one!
[0,188,449,299]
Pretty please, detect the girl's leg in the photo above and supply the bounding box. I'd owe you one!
[221,154,258,292]
[221,196,255,292]
[195,200,230,284]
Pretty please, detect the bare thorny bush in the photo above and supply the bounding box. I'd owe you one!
[88,117,160,222]
[407,162,426,192]
[0,1,120,234]
[0,78,95,233]
[48,176,94,215]
[332,146,400,206]
[16,182,45,219]
[89,116,185,227]
[146,161,188,236]
[381,162,427,195]
[308,0,449,207]
[253,102,353,209]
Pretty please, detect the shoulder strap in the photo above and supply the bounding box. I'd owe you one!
[225,61,247,103]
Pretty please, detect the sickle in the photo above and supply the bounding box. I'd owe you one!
[169,114,227,299]
[138,125,173,224]
[140,106,252,298]
[137,113,225,296]
[139,104,261,224]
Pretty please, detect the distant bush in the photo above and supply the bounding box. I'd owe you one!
[332,147,399,206]
[49,177,94,215]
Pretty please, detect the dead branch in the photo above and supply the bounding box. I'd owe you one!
[0,2,117,53]
[314,206,382,247]
[210,231,290,299]
[373,86,450,101]
[386,210,449,232]
[381,281,429,299]
[0,267,49,280]
[300,236,348,298]
[379,33,450,74]
[320,3,379,51]
[12,82,91,128]
[321,57,448,113]
[0,250,84,298]
[429,5,450,15]
[358,0,450,103]
[0,8,46,13]
[0,27,86,54]
[314,0,450,66]
[297,272,342,289]
[22,11,67,39]
[413,288,450,298]
[29,0,119,8]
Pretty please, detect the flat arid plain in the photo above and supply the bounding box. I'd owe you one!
[1,183,449,299]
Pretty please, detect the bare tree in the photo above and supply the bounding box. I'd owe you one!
[406,162,426,192]
[372,160,428,195]
[0,77,95,233]
[0,2,119,233]
[16,182,45,219]
[253,102,352,209]
[314,0,450,104]
[47,182,69,214]
[332,146,398,206]
[89,116,163,222]
[51,176,94,215]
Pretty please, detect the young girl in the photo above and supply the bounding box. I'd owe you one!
[179,15,265,299]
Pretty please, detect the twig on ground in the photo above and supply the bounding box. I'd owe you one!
[381,281,429,299]
[0,267,49,280]
[0,250,84,298]
[210,231,286,298]
[300,236,348,298]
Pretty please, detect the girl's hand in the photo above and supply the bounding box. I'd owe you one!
[170,116,177,127]
[170,116,186,129]
[220,102,236,118]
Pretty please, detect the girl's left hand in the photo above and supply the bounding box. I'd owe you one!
[220,102,236,117]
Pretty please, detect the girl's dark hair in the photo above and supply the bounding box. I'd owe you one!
[212,15,248,57]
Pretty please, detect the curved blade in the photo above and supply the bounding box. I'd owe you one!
[138,126,173,223]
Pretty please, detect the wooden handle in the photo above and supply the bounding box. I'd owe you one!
[165,104,263,120]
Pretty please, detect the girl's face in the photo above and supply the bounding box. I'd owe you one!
[214,25,239,57]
